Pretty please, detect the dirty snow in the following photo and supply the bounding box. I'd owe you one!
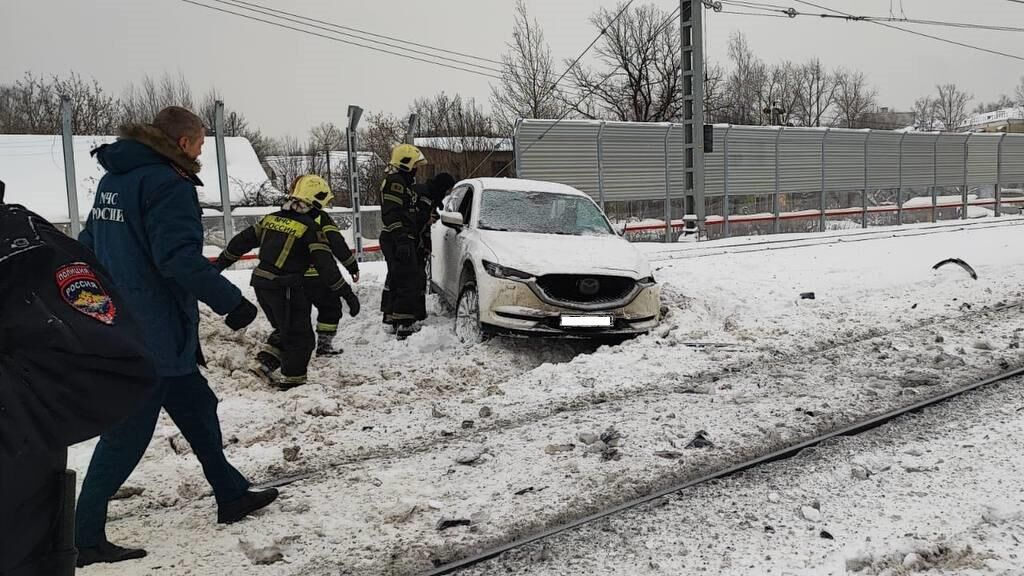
[70,216,1024,575]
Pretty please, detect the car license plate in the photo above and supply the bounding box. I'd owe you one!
[560,315,613,328]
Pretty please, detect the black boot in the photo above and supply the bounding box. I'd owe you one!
[76,540,147,567]
[217,488,280,524]
[316,332,342,356]
[396,324,415,341]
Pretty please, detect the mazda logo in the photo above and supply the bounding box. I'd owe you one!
[578,278,600,296]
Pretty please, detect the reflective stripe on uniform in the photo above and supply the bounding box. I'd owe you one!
[329,278,348,291]
[275,235,297,269]
[322,225,341,234]
[382,222,402,232]
[280,375,307,385]
[309,242,331,253]
[253,268,279,280]
[261,214,308,237]
[222,248,241,261]
[316,322,338,333]
[304,267,319,277]
[341,255,356,266]
[383,193,404,205]
[261,344,282,360]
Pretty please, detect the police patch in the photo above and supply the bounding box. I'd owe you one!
[55,262,117,325]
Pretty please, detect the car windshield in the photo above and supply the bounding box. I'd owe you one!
[477,189,614,236]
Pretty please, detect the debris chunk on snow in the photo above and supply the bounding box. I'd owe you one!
[239,540,285,565]
[578,432,600,445]
[282,446,301,462]
[902,552,924,569]
[685,430,715,449]
[384,501,419,524]
[112,486,145,500]
[544,444,575,455]
[455,446,485,465]
[436,518,472,531]
[767,492,781,503]
[479,406,493,418]
[800,506,822,522]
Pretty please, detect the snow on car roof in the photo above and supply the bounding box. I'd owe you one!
[473,177,588,197]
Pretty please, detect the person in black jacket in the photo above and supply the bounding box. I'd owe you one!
[287,176,361,356]
[412,172,456,321]
[215,175,360,389]
[0,182,157,576]
[379,144,427,339]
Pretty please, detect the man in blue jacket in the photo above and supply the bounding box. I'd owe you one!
[74,107,278,567]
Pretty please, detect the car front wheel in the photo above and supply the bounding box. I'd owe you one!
[455,281,483,344]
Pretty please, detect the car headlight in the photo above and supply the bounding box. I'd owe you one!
[482,260,533,281]
[639,275,657,287]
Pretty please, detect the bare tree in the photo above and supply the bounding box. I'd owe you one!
[410,92,496,139]
[358,111,406,205]
[972,94,1015,114]
[758,62,800,126]
[1016,76,1024,107]
[792,59,838,127]
[490,0,567,134]
[913,96,939,131]
[832,69,878,128]
[0,72,121,135]
[933,83,972,130]
[120,72,195,126]
[308,122,345,152]
[722,31,765,125]
[703,62,728,124]
[569,2,682,122]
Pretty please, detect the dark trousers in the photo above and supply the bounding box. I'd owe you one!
[0,450,76,576]
[75,373,249,548]
[306,281,343,334]
[380,234,424,326]
[255,286,314,378]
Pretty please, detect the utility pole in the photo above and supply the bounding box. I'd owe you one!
[347,106,364,259]
[680,1,706,238]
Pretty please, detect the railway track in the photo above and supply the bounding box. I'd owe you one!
[251,300,1023,499]
[419,365,1024,576]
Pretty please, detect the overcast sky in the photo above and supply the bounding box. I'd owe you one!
[2,0,1022,138]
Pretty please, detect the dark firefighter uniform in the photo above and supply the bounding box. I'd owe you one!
[0,193,157,576]
[412,172,456,318]
[304,209,360,355]
[216,204,356,388]
[379,144,428,337]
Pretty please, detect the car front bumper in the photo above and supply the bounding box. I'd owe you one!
[478,277,661,337]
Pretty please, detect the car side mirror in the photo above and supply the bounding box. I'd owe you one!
[439,210,465,230]
[613,223,626,236]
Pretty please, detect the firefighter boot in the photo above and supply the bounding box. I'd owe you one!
[316,332,343,356]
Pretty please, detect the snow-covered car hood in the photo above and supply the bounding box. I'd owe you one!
[477,230,650,278]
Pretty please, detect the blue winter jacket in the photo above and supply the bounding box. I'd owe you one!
[79,125,242,377]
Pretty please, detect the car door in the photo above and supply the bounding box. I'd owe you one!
[446,184,476,295]
[432,185,468,301]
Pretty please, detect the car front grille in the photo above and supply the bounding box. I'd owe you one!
[535,274,637,306]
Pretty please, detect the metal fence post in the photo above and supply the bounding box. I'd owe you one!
[962,134,970,220]
[931,134,939,223]
[60,96,82,238]
[664,124,674,243]
[513,118,523,177]
[897,132,906,226]
[862,130,871,229]
[996,133,1007,217]
[597,121,606,210]
[214,101,233,242]
[723,125,732,238]
[774,127,783,234]
[347,105,364,259]
[820,128,831,232]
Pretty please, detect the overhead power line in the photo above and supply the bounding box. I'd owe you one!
[224,0,504,66]
[788,0,1024,62]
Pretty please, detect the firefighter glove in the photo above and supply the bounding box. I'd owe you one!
[337,283,361,317]
[225,297,258,330]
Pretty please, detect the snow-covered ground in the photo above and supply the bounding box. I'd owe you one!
[463,376,1024,576]
[71,217,1024,575]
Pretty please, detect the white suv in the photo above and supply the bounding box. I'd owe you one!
[429,178,661,342]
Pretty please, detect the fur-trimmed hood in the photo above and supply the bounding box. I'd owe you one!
[118,124,202,175]
[92,124,203,184]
